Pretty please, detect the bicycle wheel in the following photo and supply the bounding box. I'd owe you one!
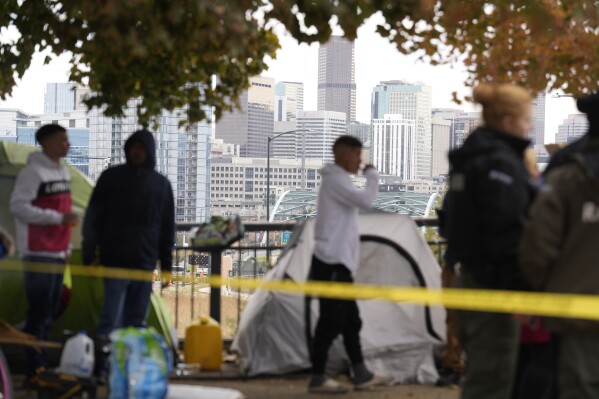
[0,348,13,399]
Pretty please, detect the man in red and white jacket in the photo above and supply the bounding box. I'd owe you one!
[10,124,79,382]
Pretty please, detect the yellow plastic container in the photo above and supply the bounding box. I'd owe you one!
[184,316,223,370]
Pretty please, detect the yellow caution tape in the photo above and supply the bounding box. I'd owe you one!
[1,259,598,321]
[0,259,154,282]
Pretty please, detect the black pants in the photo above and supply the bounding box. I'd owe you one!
[22,255,65,377]
[512,341,558,399]
[309,256,364,375]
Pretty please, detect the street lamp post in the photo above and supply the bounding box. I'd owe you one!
[265,125,314,264]
[266,125,315,221]
[266,128,311,222]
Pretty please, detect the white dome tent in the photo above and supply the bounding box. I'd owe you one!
[231,212,446,384]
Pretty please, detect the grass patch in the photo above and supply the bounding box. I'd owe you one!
[159,285,248,339]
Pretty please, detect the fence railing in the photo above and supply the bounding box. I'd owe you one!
[164,218,445,339]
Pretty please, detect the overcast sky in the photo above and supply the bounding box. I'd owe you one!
[0,15,580,143]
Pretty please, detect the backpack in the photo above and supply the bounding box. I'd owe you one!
[108,327,172,399]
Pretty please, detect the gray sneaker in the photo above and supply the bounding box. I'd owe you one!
[308,377,349,394]
[354,373,393,391]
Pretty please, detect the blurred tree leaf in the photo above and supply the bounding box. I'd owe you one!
[0,0,597,127]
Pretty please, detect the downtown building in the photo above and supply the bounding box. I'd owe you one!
[347,121,371,145]
[209,156,324,220]
[274,81,304,122]
[431,117,452,177]
[371,114,416,180]
[317,36,356,123]
[555,114,589,144]
[431,108,481,149]
[1,83,213,223]
[44,82,90,115]
[0,109,31,142]
[87,99,212,222]
[215,76,275,158]
[371,81,432,179]
[0,108,92,176]
[271,111,347,166]
[531,93,547,156]
[297,110,347,165]
[14,110,92,176]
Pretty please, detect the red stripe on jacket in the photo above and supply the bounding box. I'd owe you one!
[29,192,72,252]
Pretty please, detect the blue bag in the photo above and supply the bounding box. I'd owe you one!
[108,327,172,399]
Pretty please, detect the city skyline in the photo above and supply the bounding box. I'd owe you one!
[0,14,583,144]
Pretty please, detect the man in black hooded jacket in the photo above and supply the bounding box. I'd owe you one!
[82,129,175,336]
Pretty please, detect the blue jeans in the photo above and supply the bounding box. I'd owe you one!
[97,276,153,336]
[22,255,65,376]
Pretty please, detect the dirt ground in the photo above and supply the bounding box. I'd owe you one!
[12,373,460,399]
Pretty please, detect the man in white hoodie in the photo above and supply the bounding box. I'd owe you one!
[10,124,79,382]
[308,135,389,393]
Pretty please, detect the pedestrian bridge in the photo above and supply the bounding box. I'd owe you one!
[269,190,441,221]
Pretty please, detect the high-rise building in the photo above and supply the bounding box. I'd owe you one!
[317,36,356,123]
[1,110,92,176]
[432,108,481,149]
[371,81,432,178]
[0,109,30,142]
[531,93,546,155]
[44,83,90,114]
[87,98,212,222]
[296,111,347,165]
[274,81,304,122]
[272,120,297,159]
[347,122,371,145]
[215,76,275,157]
[555,114,589,144]
[372,114,415,179]
[3,87,212,222]
[431,117,451,177]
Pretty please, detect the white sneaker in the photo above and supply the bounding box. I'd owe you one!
[354,374,393,391]
[308,377,349,394]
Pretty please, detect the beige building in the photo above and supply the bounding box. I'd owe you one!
[432,109,481,149]
[215,76,275,157]
[212,138,240,157]
[210,157,324,220]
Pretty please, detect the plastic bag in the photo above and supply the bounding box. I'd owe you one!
[190,215,244,247]
[109,327,172,399]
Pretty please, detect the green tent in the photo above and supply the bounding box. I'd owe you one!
[0,141,174,347]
